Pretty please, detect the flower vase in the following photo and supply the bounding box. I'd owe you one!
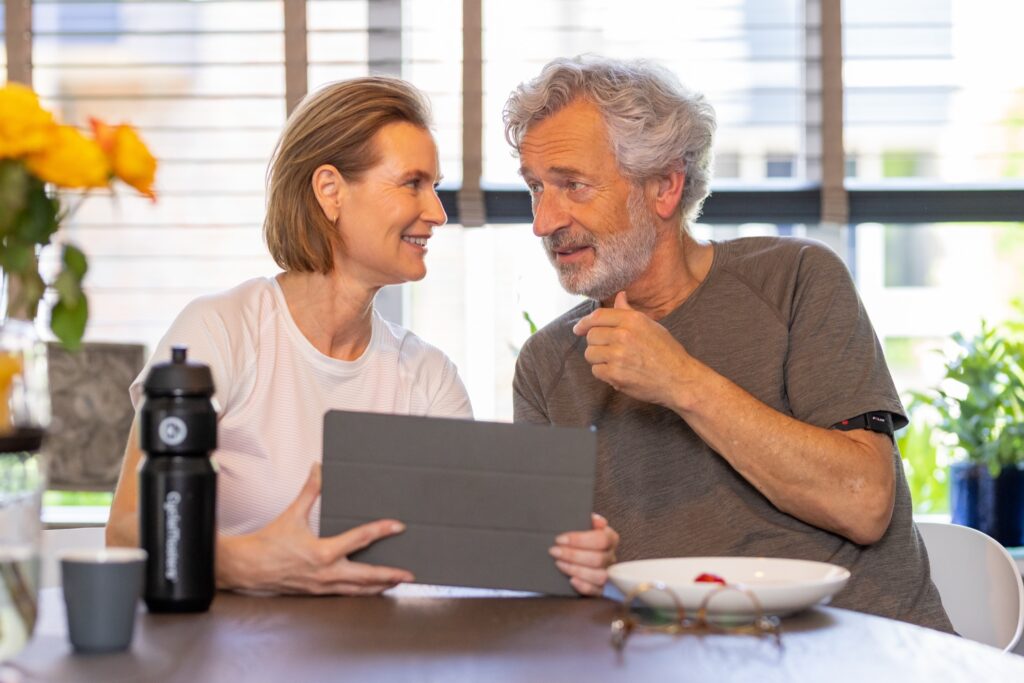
[0,276,50,662]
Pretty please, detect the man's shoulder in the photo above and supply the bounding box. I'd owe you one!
[714,236,849,294]
[718,235,841,269]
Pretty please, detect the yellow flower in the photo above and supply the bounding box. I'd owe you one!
[90,118,157,200]
[24,125,110,189]
[0,352,23,433]
[0,82,57,158]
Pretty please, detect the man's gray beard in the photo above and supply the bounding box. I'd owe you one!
[544,189,658,301]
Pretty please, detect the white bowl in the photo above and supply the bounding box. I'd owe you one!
[608,556,850,618]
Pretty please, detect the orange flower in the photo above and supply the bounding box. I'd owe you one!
[90,118,157,200]
[24,125,110,189]
[0,82,58,158]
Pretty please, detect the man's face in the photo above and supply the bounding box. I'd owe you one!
[518,99,657,301]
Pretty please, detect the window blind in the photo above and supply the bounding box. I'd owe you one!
[844,0,1024,184]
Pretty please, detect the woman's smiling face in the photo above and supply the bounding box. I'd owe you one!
[334,121,447,287]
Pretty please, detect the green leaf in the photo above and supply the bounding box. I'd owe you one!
[17,182,60,244]
[62,243,88,279]
[0,240,33,272]
[522,310,538,335]
[53,269,82,307]
[50,295,89,351]
[0,160,30,235]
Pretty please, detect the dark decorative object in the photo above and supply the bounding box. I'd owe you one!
[43,342,145,491]
[950,461,1024,547]
[913,317,1024,546]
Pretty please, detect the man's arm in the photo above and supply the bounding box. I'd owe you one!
[574,291,895,546]
[512,351,551,424]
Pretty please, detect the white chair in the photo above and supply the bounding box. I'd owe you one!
[40,526,107,589]
[917,521,1024,651]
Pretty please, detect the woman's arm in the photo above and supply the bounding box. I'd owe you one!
[106,421,143,547]
[106,434,413,594]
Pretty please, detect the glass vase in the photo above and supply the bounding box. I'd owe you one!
[0,282,50,662]
[0,452,45,661]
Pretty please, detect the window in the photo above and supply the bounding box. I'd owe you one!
[6,1,1023,518]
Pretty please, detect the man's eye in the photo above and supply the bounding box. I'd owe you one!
[527,183,542,194]
[406,180,421,189]
[567,181,585,192]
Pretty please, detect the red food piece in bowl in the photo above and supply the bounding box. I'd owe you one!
[694,572,727,585]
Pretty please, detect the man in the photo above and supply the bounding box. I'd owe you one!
[504,55,953,631]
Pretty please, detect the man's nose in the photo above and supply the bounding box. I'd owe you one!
[532,192,571,237]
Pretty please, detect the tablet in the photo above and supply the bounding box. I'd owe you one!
[319,410,596,596]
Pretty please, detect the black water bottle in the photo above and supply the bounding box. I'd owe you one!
[139,345,217,613]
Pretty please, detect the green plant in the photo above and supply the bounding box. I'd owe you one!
[522,310,538,335]
[912,313,1024,474]
[896,417,949,514]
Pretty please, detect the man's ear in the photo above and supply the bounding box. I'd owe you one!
[312,164,344,223]
[651,170,686,220]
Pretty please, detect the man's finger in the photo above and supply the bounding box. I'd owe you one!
[561,567,606,596]
[573,309,626,336]
[583,345,611,366]
[584,327,618,347]
[614,291,631,309]
[549,545,606,568]
[556,559,608,586]
[556,528,616,551]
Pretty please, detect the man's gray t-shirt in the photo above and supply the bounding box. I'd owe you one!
[514,236,952,632]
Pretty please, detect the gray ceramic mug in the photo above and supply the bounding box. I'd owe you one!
[60,547,147,654]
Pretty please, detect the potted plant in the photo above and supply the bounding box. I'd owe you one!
[913,314,1024,546]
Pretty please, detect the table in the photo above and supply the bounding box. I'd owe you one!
[9,585,1024,682]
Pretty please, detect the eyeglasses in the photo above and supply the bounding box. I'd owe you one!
[610,581,783,653]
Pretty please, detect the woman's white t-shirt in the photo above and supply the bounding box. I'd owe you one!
[129,277,473,535]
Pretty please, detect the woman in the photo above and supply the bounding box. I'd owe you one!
[107,77,617,596]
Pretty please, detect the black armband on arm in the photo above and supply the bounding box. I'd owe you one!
[832,411,895,437]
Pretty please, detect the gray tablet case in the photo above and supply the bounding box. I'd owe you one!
[320,410,596,596]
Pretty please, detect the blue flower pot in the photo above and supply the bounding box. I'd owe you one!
[950,461,1024,547]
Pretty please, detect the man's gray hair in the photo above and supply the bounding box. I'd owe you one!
[503,55,717,227]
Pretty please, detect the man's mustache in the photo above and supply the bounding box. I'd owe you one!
[544,228,596,253]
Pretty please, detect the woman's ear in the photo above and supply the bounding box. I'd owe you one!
[312,164,344,223]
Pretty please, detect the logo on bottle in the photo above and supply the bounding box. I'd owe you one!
[159,416,188,446]
[164,491,182,582]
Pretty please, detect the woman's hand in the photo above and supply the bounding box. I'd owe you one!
[217,464,414,595]
[549,513,620,596]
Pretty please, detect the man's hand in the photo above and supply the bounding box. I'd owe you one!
[218,464,414,595]
[572,291,693,409]
[550,513,620,596]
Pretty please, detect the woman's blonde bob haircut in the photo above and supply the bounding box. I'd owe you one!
[263,77,433,274]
